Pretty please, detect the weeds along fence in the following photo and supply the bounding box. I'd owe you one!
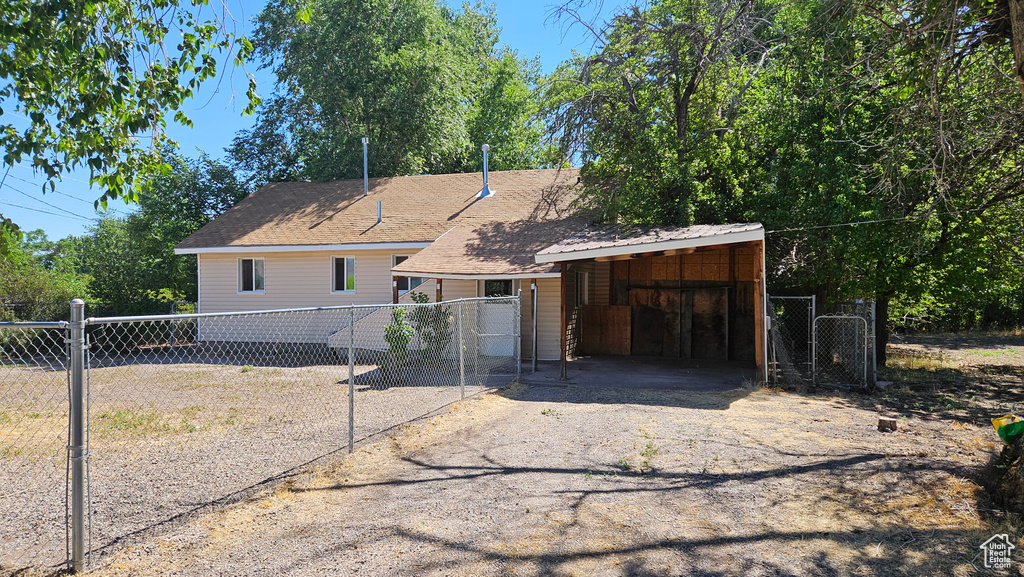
[0,296,520,573]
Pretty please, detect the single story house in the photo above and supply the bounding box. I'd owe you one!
[175,168,767,379]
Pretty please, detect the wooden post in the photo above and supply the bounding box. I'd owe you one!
[392,276,399,304]
[560,263,568,380]
[436,278,443,302]
[753,240,766,383]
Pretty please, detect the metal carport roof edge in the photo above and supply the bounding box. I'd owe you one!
[534,227,764,264]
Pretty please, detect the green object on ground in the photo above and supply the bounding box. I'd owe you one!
[993,415,1024,445]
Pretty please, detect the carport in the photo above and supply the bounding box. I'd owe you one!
[534,223,768,384]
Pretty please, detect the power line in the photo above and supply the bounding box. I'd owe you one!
[0,182,96,221]
[6,173,95,205]
[766,207,987,234]
[0,200,95,222]
[1,181,96,220]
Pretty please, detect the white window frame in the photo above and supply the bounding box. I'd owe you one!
[575,271,589,307]
[331,255,356,293]
[237,257,265,294]
[392,255,424,294]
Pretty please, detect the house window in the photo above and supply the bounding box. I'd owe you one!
[575,271,589,307]
[238,258,265,293]
[332,256,355,292]
[483,279,514,297]
[392,255,423,293]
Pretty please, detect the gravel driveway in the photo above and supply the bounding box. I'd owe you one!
[85,379,1001,577]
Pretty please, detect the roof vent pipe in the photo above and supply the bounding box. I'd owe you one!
[362,137,369,196]
[377,201,382,224]
[478,144,493,198]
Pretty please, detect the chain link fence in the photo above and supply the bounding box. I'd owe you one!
[835,299,877,386]
[767,296,815,388]
[0,323,71,570]
[813,315,870,388]
[0,296,519,573]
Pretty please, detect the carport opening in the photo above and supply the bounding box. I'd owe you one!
[565,242,762,366]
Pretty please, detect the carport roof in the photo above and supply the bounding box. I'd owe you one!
[535,222,763,263]
[391,218,587,279]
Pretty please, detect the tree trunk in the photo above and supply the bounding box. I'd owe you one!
[875,292,891,369]
[1008,0,1024,96]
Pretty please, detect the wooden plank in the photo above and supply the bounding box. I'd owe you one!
[629,258,651,286]
[680,290,692,359]
[581,305,630,355]
[581,305,600,354]
[629,288,683,357]
[682,254,701,281]
[608,305,631,355]
[613,260,629,280]
[692,288,729,360]
[753,240,765,381]
[730,282,756,362]
[652,255,680,280]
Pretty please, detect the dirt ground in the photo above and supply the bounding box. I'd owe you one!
[0,359,487,573]
[74,335,1024,577]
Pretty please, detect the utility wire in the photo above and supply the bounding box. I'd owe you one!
[766,207,987,234]
[0,200,95,222]
[1,181,96,220]
[6,173,94,205]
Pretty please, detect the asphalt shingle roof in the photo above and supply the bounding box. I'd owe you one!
[176,169,580,250]
[391,218,587,277]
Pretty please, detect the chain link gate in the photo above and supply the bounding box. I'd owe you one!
[1,296,519,573]
[767,296,815,387]
[813,315,870,388]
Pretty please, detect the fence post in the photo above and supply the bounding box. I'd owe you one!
[348,306,355,454]
[457,302,465,400]
[870,300,878,386]
[515,293,521,380]
[811,316,818,388]
[69,299,86,572]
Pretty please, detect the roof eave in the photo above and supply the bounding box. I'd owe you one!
[534,227,764,264]
[174,241,433,255]
[394,271,561,280]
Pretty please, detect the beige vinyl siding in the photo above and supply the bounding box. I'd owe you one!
[199,249,414,313]
[536,277,562,360]
[438,279,477,301]
[199,249,416,345]
[521,281,535,359]
[197,250,558,358]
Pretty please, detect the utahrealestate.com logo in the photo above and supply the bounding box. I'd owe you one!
[980,534,1015,570]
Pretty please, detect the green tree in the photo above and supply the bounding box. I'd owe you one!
[229,0,545,185]
[0,230,91,320]
[0,0,260,246]
[81,150,248,311]
[543,0,787,225]
[746,0,1024,359]
[546,0,1024,362]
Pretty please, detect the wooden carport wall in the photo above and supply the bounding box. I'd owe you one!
[546,237,768,383]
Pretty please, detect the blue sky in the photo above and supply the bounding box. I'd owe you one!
[4,0,620,241]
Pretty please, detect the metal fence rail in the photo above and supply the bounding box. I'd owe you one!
[0,296,519,573]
